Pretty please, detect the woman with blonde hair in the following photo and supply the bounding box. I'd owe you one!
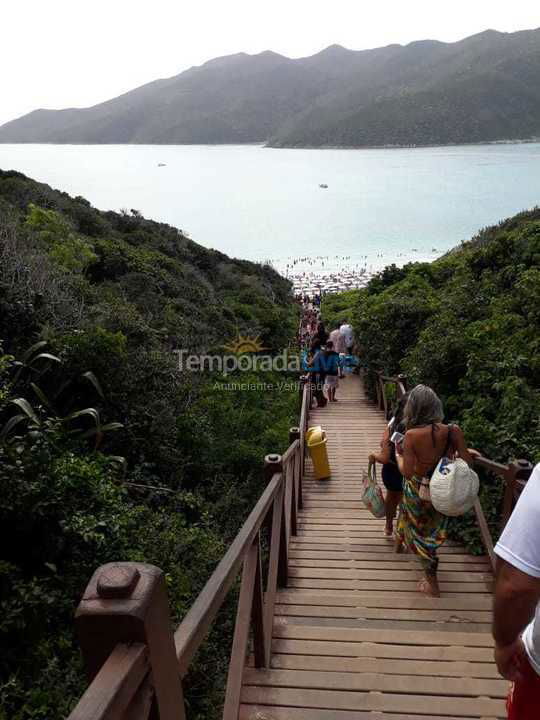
[396,384,473,597]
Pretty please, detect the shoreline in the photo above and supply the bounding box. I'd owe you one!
[277,251,442,295]
[1,139,539,150]
[266,138,540,151]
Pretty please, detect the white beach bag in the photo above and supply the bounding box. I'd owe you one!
[430,456,479,517]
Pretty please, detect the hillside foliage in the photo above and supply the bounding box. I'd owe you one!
[323,208,540,551]
[0,171,298,720]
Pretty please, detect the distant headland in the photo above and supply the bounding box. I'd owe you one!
[1,28,540,148]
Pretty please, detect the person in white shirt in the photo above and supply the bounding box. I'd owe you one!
[329,324,346,378]
[339,322,354,354]
[493,462,540,719]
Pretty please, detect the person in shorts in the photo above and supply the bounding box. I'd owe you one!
[329,323,346,378]
[322,341,340,402]
[307,338,327,407]
[340,321,354,355]
[493,463,540,719]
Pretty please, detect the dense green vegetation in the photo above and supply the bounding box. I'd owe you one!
[2,29,540,147]
[2,165,539,717]
[323,209,540,550]
[0,170,298,719]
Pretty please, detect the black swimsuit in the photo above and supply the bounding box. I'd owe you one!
[381,429,404,492]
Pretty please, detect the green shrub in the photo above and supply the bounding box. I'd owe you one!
[0,171,297,719]
[346,209,540,553]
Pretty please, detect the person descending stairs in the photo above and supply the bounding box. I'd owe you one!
[240,373,507,719]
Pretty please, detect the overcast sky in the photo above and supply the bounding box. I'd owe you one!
[1,0,539,126]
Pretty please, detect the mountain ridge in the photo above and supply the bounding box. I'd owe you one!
[2,28,540,147]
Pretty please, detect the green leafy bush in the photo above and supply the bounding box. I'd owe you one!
[0,171,298,719]
[331,210,540,553]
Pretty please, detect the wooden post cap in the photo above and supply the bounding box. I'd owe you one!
[513,459,534,497]
[514,459,534,479]
[289,427,300,443]
[264,454,283,481]
[75,562,186,717]
[97,564,141,599]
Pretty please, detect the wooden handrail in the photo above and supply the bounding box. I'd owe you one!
[68,644,150,720]
[472,498,496,571]
[470,456,532,571]
[174,386,312,680]
[67,365,313,720]
[174,469,282,675]
[473,455,514,481]
[375,371,408,418]
[69,360,534,719]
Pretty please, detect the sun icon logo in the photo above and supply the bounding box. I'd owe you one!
[222,333,267,354]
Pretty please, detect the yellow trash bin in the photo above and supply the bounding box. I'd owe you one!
[306,426,331,480]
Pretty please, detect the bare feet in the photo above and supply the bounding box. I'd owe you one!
[384,523,393,537]
[418,576,440,597]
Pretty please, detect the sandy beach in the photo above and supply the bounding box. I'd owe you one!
[271,247,442,294]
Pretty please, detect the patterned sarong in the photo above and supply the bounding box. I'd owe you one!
[395,475,449,574]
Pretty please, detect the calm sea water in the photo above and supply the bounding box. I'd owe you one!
[1,143,539,274]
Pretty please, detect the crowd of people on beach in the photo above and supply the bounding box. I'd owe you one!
[297,296,540,718]
[281,248,442,296]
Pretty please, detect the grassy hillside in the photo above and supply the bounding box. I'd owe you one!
[323,209,540,550]
[2,29,540,147]
[0,171,298,719]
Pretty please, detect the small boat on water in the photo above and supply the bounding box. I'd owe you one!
[319,183,328,189]
[158,163,167,167]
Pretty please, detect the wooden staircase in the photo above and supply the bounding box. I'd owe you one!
[66,371,531,720]
[240,374,507,719]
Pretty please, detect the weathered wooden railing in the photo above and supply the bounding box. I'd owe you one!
[373,368,533,571]
[375,370,408,419]
[67,367,532,719]
[469,455,533,569]
[67,379,313,720]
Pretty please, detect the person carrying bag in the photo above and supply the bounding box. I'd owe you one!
[394,385,475,598]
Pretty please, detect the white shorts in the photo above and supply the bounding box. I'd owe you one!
[325,376,339,389]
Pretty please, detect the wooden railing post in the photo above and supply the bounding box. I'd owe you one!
[298,373,306,403]
[265,454,288,588]
[473,499,496,572]
[289,427,300,536]
[375,372,382,409]
[502,459,534,529]
[397,374,408,397]
[263,454,286,664]
[222,538,266,720]
[75,563,186,720]
[511,458,534,498]
[380,376,388,418]
[299,375,310,493]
